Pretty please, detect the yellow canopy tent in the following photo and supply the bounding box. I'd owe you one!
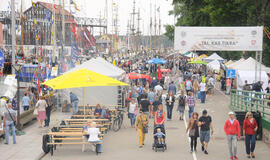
[42,69,128,114]
[197,54,208,60]
[43,69,128,90]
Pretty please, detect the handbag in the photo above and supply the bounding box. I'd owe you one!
[33,108,38,115]
[189,128,195,137]
[143,125,148,133]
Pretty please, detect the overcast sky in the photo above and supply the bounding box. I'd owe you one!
[1,0,175,35]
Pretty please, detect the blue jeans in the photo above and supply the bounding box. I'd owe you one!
[245,134,256,154]
[5,121,16,144]
[200,91,206,103]
[72,100,79,114]
[166,104,173,119]
[90,140,102,153]
[128,113,136,126]
[188,106,194,118]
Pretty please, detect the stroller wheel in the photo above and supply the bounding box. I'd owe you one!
[155,148,157,152]
[162,148,165,152]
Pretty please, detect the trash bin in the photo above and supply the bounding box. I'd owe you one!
[235,111,262,140]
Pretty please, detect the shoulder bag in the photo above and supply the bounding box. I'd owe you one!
[5,106,16,126]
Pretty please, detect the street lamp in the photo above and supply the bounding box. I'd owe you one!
[12,63,23,130]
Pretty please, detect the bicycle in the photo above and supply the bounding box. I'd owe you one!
[112,109,125,132]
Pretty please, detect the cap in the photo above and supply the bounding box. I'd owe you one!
[228,111,235,115]
[202,110,207,115]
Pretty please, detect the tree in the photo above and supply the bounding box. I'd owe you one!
[166,0,270,66]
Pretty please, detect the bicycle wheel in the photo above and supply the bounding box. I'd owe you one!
[118,115,124,130]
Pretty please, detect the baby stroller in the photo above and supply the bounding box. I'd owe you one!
[152,125,167,152]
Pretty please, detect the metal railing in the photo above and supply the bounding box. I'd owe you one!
[230,89,270,130]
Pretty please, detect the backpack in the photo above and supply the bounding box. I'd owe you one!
[179,96,186,106]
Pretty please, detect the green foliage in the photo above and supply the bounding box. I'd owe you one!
[166,0,270,66]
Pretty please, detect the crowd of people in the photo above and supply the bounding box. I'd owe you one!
[123,56,259,160]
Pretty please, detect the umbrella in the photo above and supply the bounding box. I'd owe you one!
[188,60,207,65]
[43,69,128,90]
[128,72,151,82]
[160,69,171,72]
[147,58,167,64]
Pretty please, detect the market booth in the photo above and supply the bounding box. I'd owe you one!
[62,57,126,106]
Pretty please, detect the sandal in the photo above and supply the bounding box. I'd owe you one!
[247,155,251,158]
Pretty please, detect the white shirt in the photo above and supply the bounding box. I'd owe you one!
[200,83,206,91]
[87,128,101,142]
[129,103,137,113]
[154,85,163,93]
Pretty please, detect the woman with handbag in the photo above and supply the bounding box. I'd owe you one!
[35,96,48,128]
[128,98,138,128]
[186,112,200,153]
[136,110,149,148]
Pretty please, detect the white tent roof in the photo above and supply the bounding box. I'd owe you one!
[237,70,268,91]
[227,58,245,68]
[204,53,224,61]
[67,57,125,78]
[207,59,220,71]
[231,57,270,73]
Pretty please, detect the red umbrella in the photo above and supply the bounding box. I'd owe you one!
[157,66,162,80]
[128,72,151,82]
[160,69,171,73]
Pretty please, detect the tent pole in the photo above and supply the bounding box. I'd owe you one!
[259,51,262,81]
[255,51,258,82]
[83,88,85,117]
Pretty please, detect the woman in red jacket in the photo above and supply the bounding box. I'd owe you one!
[243,112,258,159]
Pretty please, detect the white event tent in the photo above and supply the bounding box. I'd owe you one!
[64,57,126,106]
[204,53,224,62]
[207,59,220,72]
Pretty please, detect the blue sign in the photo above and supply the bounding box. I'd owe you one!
[0,49,5,67]
[226,69,236,78]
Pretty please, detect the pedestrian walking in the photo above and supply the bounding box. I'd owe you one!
[136,111,149,148]
[35,96,48,128]
[148,88,155,118]
[192,77,200,99]
[168,81,177,95]
[166,91,175,120]
[187,92,195,118]
[224,111,241,160]
[226,78,232,95]
[186,112,200,153]
[177,90,186,120]
[70,92,79,114]
[154,104,166,128]
[3,103,17,144]
[44,93,53,127]
[128,99,138,128]
[185,78,193,94]
[200,80,206,103]
[198,110,213,155]
[243,112,258,159]
[22,92,30,111]
[243,80,251,106]
[140,94,150,117]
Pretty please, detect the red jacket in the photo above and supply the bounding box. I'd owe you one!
[224,119,241,139]
[243,118,257,135]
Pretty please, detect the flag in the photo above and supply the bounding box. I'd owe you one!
[36,73,41,94]
[157,6,160,12]
[45,10,50,21]
[0,49,5,67]
[70,0,74,4]
[74,1,80,11]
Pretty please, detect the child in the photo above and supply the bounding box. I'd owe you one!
[154,128,165,144]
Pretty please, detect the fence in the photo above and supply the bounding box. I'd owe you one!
[230,89,270,130]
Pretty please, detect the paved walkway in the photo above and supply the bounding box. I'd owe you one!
[41,90,270,160]
[0,109,70,160]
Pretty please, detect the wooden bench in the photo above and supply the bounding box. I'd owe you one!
[46,131,103,156]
